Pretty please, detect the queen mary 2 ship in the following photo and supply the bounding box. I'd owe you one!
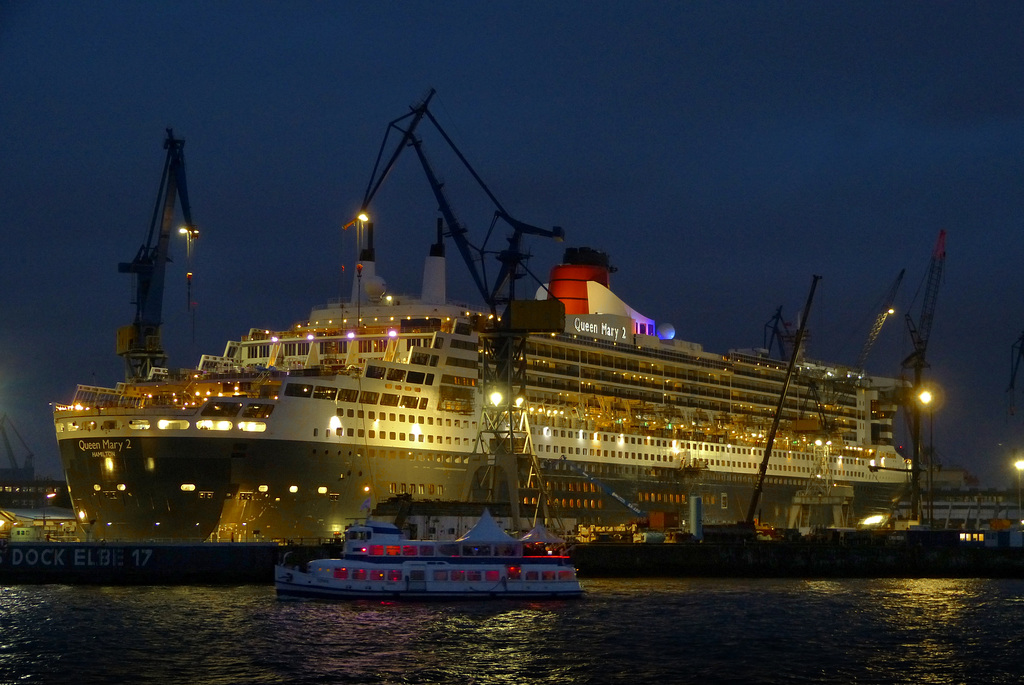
[54,112,910,543]
[54,233,910,541]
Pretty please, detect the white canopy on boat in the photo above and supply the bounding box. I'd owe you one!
[456,509,516,542]
[520,523,565,544]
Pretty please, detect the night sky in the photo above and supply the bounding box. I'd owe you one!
[3,3,1024,488]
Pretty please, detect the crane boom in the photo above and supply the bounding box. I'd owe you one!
[117,129,196,380]
[856,268,905,371]
[559,457,646,517]
[359,89,563,312]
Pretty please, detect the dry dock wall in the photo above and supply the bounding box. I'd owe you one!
[571,542,1024,578]
[0,542,279,584]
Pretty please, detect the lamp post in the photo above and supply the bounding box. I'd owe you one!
[1015,460,1024,526]
[911,388,933,525]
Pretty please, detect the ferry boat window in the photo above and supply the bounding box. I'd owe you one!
[437,543,458,556]
[401,396,418,408]
[451,571,467,581]
[468,571,482,582]
[407,371,426,384]
[433,570,447,581]
[387,368,407,382]
[380,393,400,407]
[359,391,379,404]
[525,571,539,581]
[366,365,386,379]
[369,545,384,555]
[387,570,402,582]
[419,545,434,556]
[353,569,367,580]
[333,567,348,579]
[338,388,359,402]
[507,566,521,580]
[410,570,426,581]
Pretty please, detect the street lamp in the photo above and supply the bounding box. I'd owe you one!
[1015,460,1024,526]
[910,387,934,525]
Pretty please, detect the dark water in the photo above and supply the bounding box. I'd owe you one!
[2,578,1023,684]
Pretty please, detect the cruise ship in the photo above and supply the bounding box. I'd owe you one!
[54,229,911,541]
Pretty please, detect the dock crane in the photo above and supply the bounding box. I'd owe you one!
[358,91,566,528]
[1008,332,1024,415]
[1001,316,1024,417]
[0,414,34,480]
[117,128,197,381]
[746,275,821,526]
[902,230,946,523]
[764,306,794,360]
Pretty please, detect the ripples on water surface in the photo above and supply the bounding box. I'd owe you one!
[2,578,1024,684]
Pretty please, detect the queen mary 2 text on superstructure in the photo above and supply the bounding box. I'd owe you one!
[571,315,630,342]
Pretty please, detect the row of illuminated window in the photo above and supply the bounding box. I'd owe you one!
[363,542,519,558]
[536,426,869,465]
[336,408,474,430]
[330,428,469,445]
[324,567,572,583]
[537,444,676,462]
[387,482,445,496]
[63,418,268,433]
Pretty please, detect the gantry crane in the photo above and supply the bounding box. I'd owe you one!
[902,229,946,522]
[358,91,566,528]
[117,129,197,381]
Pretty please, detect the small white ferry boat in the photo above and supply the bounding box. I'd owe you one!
[275,510,583,600]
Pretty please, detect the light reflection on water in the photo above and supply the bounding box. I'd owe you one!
[2,578,1024,684]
